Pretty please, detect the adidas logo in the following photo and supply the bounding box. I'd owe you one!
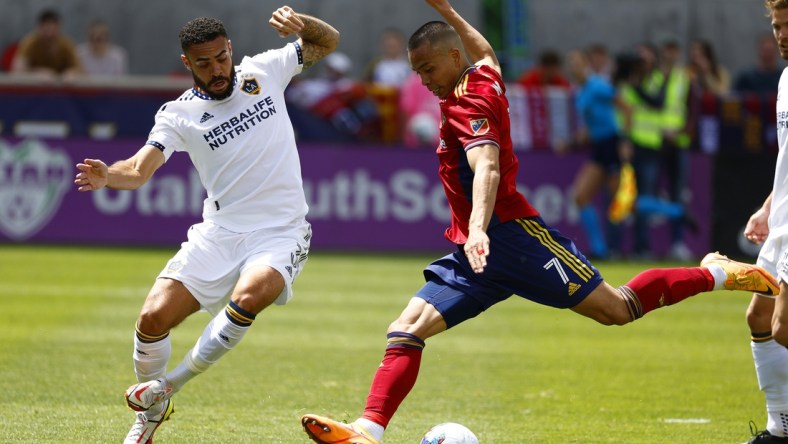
[200,112,214,123]
[568,282,581,296]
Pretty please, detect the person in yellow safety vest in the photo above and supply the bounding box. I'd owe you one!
[615,49,697,261]
[631,38,700,261]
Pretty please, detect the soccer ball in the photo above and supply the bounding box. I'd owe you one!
[420,422,479,444]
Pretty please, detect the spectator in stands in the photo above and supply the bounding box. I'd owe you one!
[516,49,571,90]
[77,20,128,77]
[364,28,412,89]
[688,38,731,96]
[286,51,380,141]
[11,9,81,80]
[399,72,441,148]
[587,43,612,80]
[734,33,784,96]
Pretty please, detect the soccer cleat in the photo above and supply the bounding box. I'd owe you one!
[301,414,380,444]
[701,252,780,296]
[743,421,788,443]
[124,399,174,444]
[125,378,173,412]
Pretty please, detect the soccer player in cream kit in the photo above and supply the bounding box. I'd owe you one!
[740,2,788,442]
[74,6,339,443]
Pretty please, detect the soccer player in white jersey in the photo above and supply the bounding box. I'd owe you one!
[73,6,339,443]
[741,2,788,443]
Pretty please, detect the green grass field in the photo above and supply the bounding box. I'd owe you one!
[0,245,767,443]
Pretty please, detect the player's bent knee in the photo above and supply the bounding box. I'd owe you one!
[136,309,172,337]
[747,295,776,331]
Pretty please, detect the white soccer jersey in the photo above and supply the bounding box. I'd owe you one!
[147,42,307,232]
[772,68,788,240]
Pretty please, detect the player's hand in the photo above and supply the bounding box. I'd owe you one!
[74,159,109,192]
[269,6,304,38]
[744,207,770,245]
[464,230,490,274]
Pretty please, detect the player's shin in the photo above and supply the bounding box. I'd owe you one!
[752,334,788,437]
[166,300,254,391]
[361,332,425,431]
[133,326,171,382]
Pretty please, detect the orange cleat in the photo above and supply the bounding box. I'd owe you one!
[301,414,380,444]
[701,252,780,296]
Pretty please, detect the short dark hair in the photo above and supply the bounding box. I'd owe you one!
[408,21,457,51]
[179,17,228,51]
[37,9,60,24]
[538,49,562,67]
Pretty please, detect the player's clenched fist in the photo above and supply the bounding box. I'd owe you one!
[74,158,108,192]
[269,6,304,38]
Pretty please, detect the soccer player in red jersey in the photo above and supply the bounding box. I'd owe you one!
[301,1,779,443]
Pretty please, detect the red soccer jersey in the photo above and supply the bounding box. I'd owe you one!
[437,64,539,244]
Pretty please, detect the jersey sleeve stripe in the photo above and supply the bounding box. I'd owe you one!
[292,41,303,66]
[464,139,500,151]
[146,140,166,152]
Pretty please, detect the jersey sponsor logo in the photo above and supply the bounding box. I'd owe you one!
[199,112,215,123]
[470,118,489,135]
[202,96,277,150]
[0,139,71,241]
[241,77,261,95]
[778,109,788,129]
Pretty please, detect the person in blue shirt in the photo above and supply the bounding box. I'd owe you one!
[565,48,627,259]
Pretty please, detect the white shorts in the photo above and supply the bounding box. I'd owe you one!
[756,233,788,298]
[158,220,311,316]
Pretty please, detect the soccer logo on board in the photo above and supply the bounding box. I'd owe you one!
[0,139,71,241]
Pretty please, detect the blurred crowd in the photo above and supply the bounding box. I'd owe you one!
[3,9,783,151]
[3,9,785,261]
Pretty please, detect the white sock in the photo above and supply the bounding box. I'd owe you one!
[166,310,251,391]
[355,418,384,441]
[133,333,171,382]
[705,264,727,291]
[752,340,788,436]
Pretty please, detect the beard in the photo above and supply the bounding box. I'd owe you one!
[193,66,236,100]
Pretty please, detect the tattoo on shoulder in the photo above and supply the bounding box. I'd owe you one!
[301,43,330,71]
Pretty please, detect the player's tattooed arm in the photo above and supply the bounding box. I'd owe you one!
[269,6,339,70]
[296,14,340,70]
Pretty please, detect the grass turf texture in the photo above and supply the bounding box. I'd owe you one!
[0,245,766,443]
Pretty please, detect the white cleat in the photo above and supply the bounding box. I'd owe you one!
[125,378,173,412]
[123,399,174,444]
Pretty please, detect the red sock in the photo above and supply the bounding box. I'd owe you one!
[623,267,714,317]
[361,332,425,428]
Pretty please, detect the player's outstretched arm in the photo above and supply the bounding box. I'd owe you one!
[425,0,500,75]
[268,6,339,70]
[464,144,500,273]
[74,145,164,192]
